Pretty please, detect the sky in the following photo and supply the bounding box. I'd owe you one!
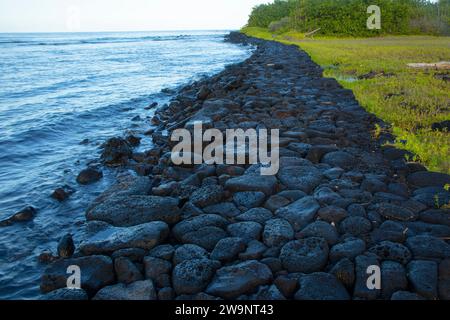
[0,0,271,33]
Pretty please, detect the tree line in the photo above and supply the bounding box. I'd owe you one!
[247,0,450,36]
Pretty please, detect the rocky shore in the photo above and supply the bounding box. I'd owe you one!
[40,32,450,300]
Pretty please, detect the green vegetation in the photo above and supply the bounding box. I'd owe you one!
[247,0,450,36]
[242,27,450,173]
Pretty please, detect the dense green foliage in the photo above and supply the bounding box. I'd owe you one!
[247,0,450,36]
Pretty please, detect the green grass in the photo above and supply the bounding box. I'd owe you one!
[241,27,450,174]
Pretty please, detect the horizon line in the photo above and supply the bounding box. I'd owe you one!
[0,28,241,34]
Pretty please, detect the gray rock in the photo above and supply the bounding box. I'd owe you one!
[297,221,339,245]
[76,168,103,185]
[294,273,350,300]
[407,171,450,188]
[407,260,438,299]
[264,195,291,212]
[227,222,262,243]
[206,260,272,299]
[354,254,380,300]
[238,240,267,260]
[406,235,450,259]
[236,208,273,224]
[313,187,343,205]
[172,214,228,241]
[148,245,174,261]
[190,185,224,208]
[276,196,320,231]
[115,257,143,284]
[93,280,157,300]
[112,248,147,262]
[330,258,355,289]
[391,291,425,300]
[369,241,412,265]
[41,288,88,300]
[378,203,418,222]
[381,261,408,299]
[172,259,221,295]
[321,151,356,169]
[329,238,366,262]
[247,285,286,300]
[370,221,407,243]
[182,226,228,251]
[280,238,329,273]
[86,195,180,227]
[277,166,323,193]
[225,175,277,196]
[210,237,246,262]
[233,191,266,209]
[80,221,169,255]
[143,256,172,284]
[263,219,294,247]
[317,206,348,223]
[173,244,209,265]
[41,255,114,295]
[339,216,372,236]
[203,202,241,218]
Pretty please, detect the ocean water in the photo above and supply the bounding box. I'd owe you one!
[0,31,252,299]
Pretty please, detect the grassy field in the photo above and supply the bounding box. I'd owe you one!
[242,27,450,174]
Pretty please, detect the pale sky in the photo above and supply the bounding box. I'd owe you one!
[0,0,270,33]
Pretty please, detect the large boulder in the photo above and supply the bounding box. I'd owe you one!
[277,166,323,194]
[276,196,320,231]
[86,195,180,227]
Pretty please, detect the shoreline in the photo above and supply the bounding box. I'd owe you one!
[40,32,450,301]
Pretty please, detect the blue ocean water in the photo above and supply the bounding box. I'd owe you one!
[0,31,252,299]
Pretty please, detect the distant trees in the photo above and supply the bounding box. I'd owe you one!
[246,0,450,36]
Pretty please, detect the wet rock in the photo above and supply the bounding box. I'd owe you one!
[101,137,132,166]
[236,207,273,224]
[280,238,329,273]
[233,191,266,209]
[297,221,339,245]
[57,234,75,258]
[378,203,418,222]
[329,238,366,262]
[391,291,425,300]
[277,166,323,193]
[93,280,157,300]
[0,206,37,226]
[407,260,438,300]
[227,222,262,243]
[295,272,350,300]
[126,135,141,147]
[173,259,220,295]
[276,196,320,231]
[205,260,272,299]
[339,216,372,236]
[263,218,294,247]
[225,175,277,196]
[115,257,143,284]
[211,237,246,262]
[238,240,267,260]
[405,235,450,260]
[51,186,75,202]
[369,241,412,265]
[407,171,450,188]
[190,185,224,208]
[41,255,114,295]
[80,221,169,255]
[173,244,209,265]
[381,261,408,299]
[76,168,103,185]
[197,85,211,100]
[330,258,355,289]
[353,254,380,300]
[321,151,356,170]
[41,288,88,300]
[317,206,348,223]
[86,195,180,227]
